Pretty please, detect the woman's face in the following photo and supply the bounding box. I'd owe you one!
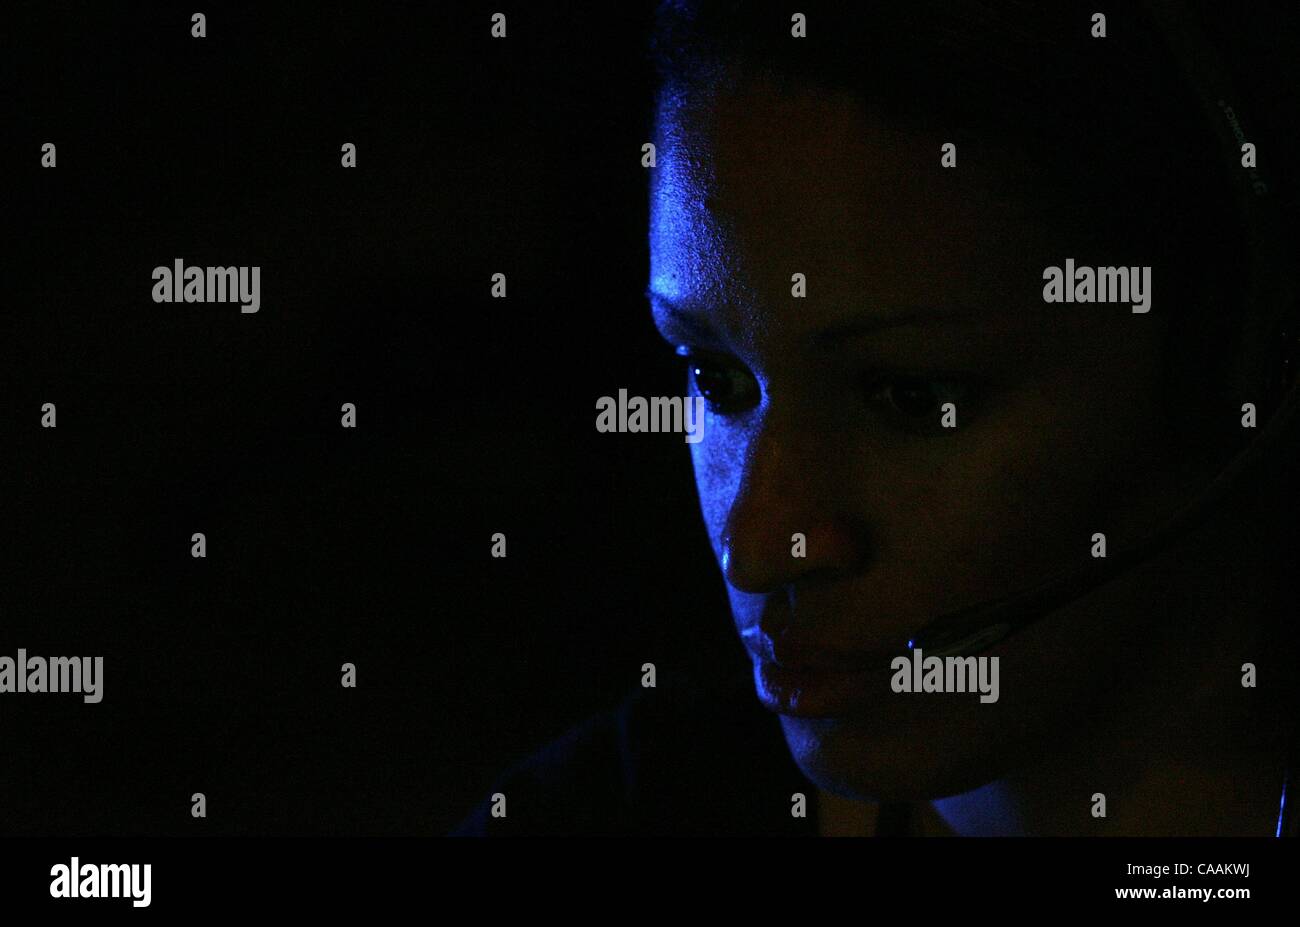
[649,74,1188,800]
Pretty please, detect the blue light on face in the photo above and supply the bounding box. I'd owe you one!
[647,88,732,319]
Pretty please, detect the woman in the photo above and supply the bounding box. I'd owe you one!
[458,0,1299,836]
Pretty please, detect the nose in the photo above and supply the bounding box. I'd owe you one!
[719,410,869,594]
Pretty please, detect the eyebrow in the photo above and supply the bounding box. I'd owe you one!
[647,290,983,346]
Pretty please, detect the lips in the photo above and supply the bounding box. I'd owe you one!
[740,626,900,718]
[753,661,896,717]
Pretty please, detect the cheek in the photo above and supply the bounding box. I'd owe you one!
[871,355,1168,607]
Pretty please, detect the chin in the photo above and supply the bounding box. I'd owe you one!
[777,708,1022,803]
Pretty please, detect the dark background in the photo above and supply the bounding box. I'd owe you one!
[3,1,738,834]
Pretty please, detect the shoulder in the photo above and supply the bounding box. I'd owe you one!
[452,672,815,836]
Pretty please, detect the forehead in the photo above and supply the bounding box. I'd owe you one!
[648,75,1065,349]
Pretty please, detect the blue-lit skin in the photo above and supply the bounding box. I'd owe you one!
[647,72,1284,835]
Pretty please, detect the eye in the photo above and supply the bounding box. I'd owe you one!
[677,347,760,414]
[867,375,973,429]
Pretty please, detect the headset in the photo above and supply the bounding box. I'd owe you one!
[901,1,1299,836]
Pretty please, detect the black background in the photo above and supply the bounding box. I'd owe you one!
[4,1,737,835]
